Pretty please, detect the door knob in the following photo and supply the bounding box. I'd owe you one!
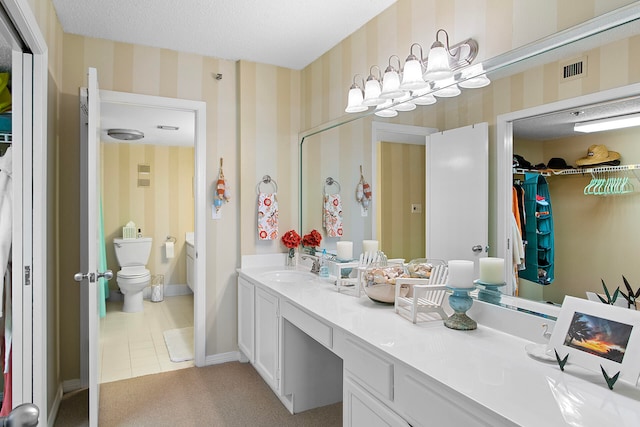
[472,245,483,253]
[98,270,113,281]
[74,272,94,282]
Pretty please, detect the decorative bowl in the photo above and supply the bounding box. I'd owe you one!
[362,263,408,304]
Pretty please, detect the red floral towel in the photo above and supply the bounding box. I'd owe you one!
[323,194,343,237]
[258,193,278,240]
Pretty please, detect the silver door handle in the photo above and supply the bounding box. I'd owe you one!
[98,270,113,281]
[472,245,483,253]
[74,272,94,282]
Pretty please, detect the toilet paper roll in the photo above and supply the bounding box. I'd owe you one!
[165,242,175,259]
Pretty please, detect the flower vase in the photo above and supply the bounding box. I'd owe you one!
[286,248,298,268]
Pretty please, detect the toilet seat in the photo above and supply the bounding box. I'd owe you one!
[117,267,150,279]
[117,269,151,284]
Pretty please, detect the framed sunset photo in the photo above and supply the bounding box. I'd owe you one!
[549,296,640,385]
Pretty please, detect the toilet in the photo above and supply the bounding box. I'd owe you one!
[113,237,153,313]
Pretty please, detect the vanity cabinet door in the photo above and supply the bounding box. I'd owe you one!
[237,277,255,362]
[255,286,280,393]
[344,376,409,427]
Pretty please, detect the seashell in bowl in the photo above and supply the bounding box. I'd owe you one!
[362,264,408,304]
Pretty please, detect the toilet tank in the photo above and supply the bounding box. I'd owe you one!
[113,237,153,267]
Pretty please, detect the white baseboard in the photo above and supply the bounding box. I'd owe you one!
[110,284,194,302]
[204,351,241,366]
[47,384,64,427]
[62,378,82,393]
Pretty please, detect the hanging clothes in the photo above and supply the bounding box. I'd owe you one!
[0,146,12,317]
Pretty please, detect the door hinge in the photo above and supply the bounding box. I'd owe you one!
[24,266,31,286]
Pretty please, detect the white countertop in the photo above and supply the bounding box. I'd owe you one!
[238,265,640,427]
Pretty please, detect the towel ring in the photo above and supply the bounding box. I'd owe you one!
[324,177,341,194]
[256,175,278,194]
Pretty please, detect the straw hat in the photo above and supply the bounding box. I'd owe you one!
[575,144,620,166]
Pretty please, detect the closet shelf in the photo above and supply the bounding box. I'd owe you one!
[551,163,640,175]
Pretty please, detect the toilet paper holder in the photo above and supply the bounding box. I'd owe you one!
[166,236,177,243]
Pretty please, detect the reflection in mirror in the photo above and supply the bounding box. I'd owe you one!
[301,6,640,316]
[501,86,640,308]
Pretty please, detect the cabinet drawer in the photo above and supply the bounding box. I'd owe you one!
[343,338,394,402]
[395,365,511,427]
[281,301,332,349]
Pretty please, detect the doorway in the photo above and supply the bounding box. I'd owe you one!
[80,89,207,387]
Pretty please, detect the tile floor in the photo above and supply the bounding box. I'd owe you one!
[99,294,194,383]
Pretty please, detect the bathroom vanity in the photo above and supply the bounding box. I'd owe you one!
[237,258,640,427]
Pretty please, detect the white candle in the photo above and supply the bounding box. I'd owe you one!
[362,240,379,255]
[447,260,475,288]
[336,241,353,260]
[479,257,505,284]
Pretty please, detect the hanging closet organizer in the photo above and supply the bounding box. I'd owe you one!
[519,173,554,285]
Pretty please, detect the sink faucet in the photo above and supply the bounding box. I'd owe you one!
[300,255,321,274]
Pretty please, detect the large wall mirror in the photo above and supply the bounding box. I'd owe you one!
[300,5,640,315]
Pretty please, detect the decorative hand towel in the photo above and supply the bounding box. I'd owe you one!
[323,193,343,237]
[257,192,278,240]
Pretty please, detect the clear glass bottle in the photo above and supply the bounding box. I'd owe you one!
[319,249,329,278]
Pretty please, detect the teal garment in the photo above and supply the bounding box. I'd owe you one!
[98,197,109,317]
[519,173,554,285]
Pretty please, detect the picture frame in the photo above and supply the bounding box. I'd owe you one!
[549,296,640,386]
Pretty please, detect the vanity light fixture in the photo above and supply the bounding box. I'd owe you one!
[399,43,429,91]
[574,112,640,133]
[412,87,437,105]
[433,77,461,98]
[391,92,417,112]
[374,99,398,117]
[344,28,482,115]
[379,55,406,99]
[458,63,491,89]
[344,74,367,113]
[424,29,455,81]
[362,66,385,106]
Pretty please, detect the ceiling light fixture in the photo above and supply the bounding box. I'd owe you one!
[107,129,144,141]
[344,29,482,115]
[574,112,640,133]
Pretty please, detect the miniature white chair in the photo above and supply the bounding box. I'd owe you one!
[395,264,449,323]
[336,251,381,297]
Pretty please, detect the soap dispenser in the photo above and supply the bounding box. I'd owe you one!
[319,249,329,278]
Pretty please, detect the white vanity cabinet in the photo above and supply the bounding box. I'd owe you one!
[237,276,254,362]
[344,376,409,427]
[254,286,281,393]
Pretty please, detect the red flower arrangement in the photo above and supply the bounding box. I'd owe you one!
[302,229,322,249]
[281,230,301,249]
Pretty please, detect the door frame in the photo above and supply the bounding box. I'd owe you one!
[81,90,207,378]
[371,122,438,241]
[1,0,48,420]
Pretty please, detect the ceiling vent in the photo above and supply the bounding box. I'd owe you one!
[560,56,587,82]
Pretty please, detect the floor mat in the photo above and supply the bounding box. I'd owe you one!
[163,327,194,362]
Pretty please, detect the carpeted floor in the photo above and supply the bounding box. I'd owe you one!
[54,362,342,426]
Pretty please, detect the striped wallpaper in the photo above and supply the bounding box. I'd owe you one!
[27,0,639,386]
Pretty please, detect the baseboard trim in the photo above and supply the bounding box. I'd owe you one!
[62,378,82,393]
[47,384,64,427]
[204,351,241,366]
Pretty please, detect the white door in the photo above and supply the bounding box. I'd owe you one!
[76,67,110,426]
[426,123,488,275]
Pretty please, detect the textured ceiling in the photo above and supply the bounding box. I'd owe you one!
[51,0,397,70]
